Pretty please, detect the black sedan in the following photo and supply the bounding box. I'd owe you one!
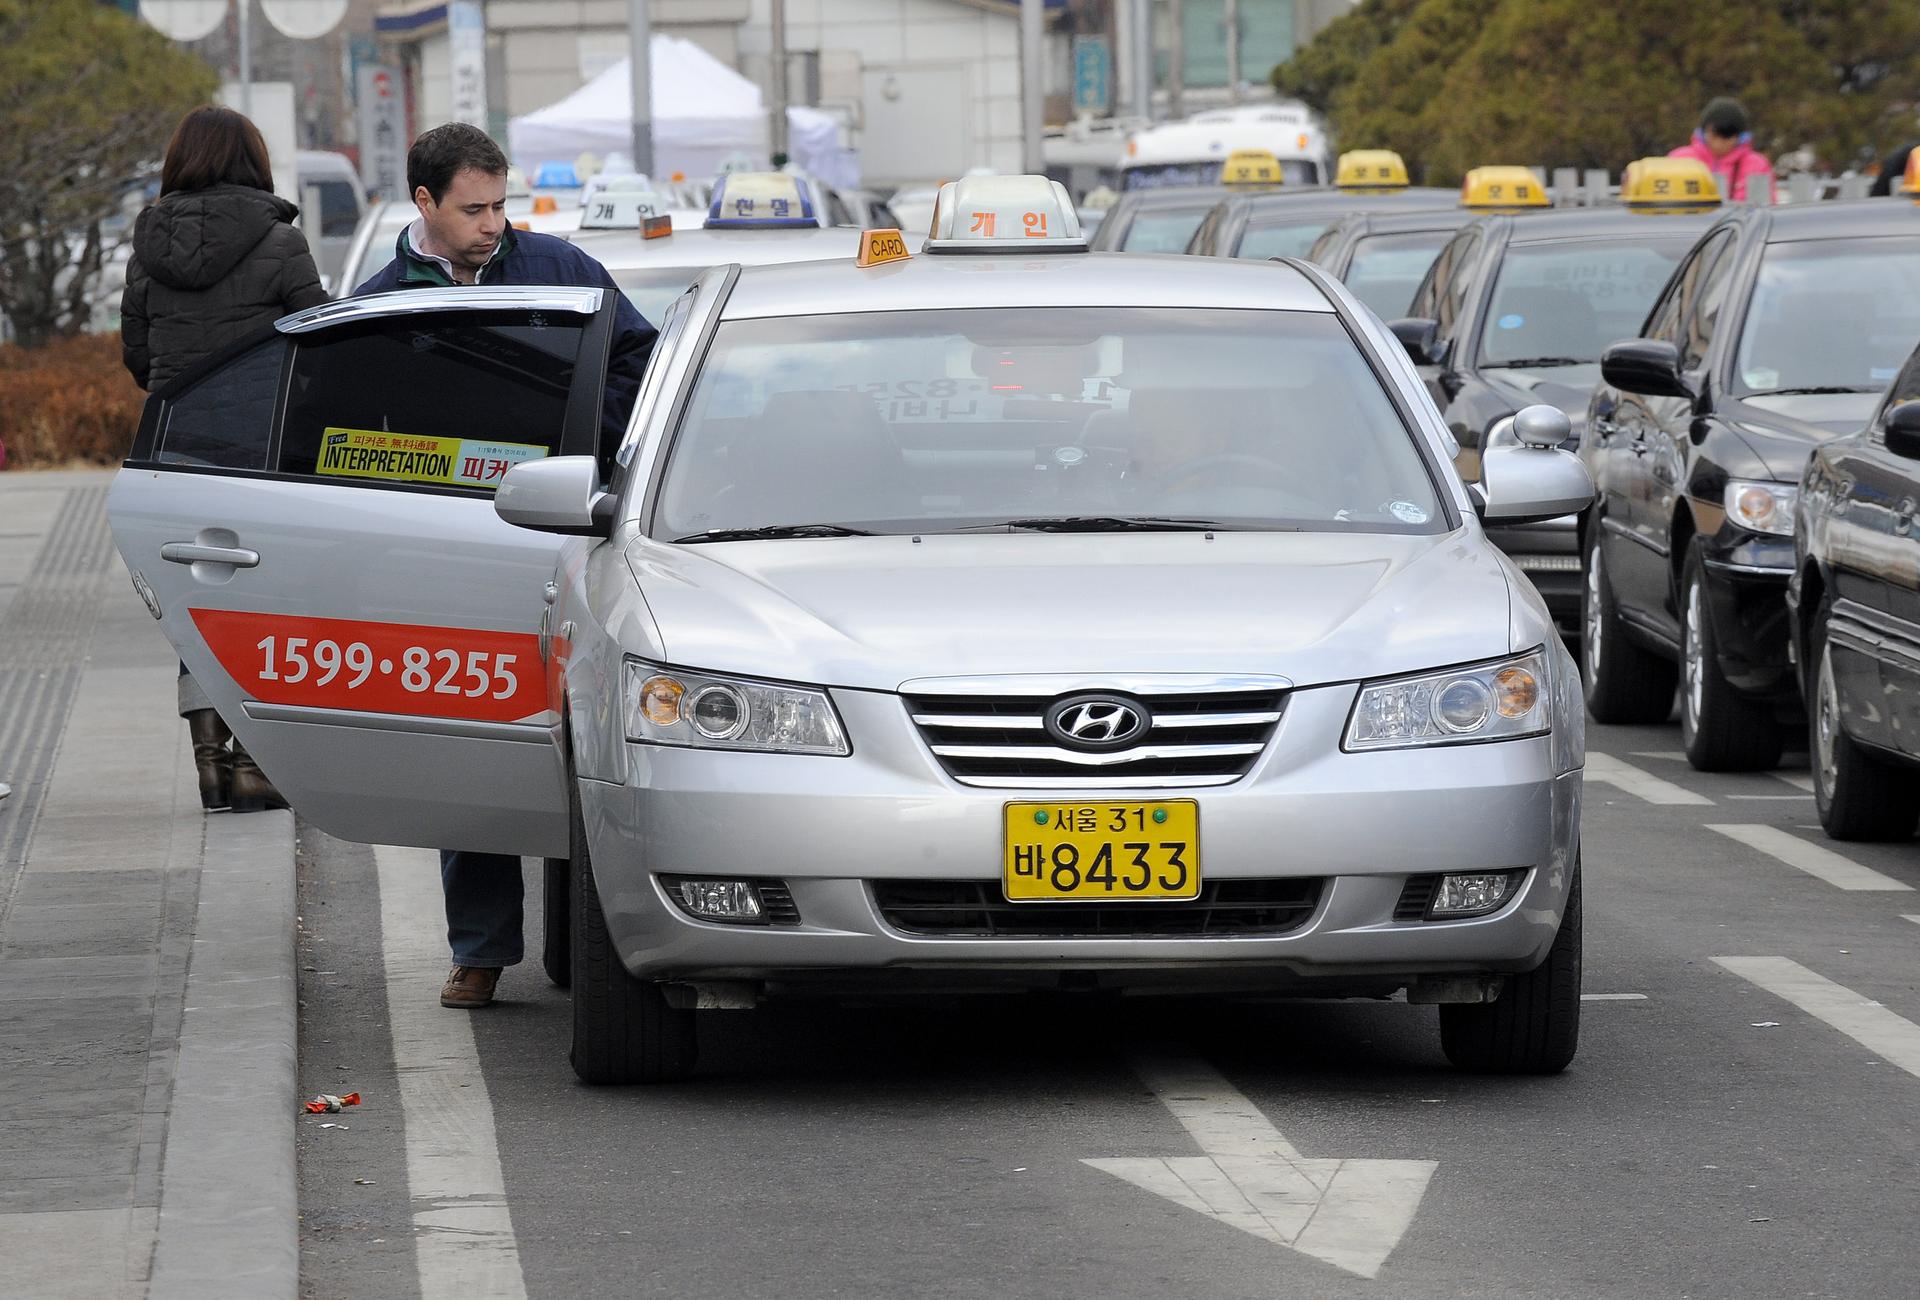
[1085,185,1232,254]
[1582,200,1920,770]
[1306,207,1479,322]
[1789,348,1920,839]
[1391,206,1715,629]
[1183,186,1458,261]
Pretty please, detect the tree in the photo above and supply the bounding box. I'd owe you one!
[0,0,216,348]
[1269,0,1920,185]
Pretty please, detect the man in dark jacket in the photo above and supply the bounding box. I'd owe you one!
[356,123,658,1011]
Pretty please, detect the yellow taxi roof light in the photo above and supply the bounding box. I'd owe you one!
[1620,156,1721,213]
[1221,149,1284,187]
[1460,166,1549,212]
[640,214,673,240]
[925,176,1085,253]
[1337,150,1409,190]
[856,228,911,267]
[1900,149,1920,198]
[531,195,558,215]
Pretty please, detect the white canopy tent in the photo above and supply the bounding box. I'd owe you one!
[507,35,854,190]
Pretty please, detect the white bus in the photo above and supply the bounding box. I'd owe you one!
[1120,103,1334,191]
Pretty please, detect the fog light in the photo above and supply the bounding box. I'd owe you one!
[669,878,765,923]
[1430,872,1518,917]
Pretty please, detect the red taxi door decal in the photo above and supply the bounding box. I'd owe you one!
[192,609,546,724]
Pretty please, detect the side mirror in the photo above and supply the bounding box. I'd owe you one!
[1480,404,1573,464]
[1600,339,1693,400]
[495,456,616,537]
[1884,402,1920,460]
[1477,445,1594,525]
[1388,317,1443,367]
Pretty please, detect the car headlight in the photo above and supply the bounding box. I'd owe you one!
[1724,480,1797,537]
[1344,649,1551,752]
[623,659,849,755]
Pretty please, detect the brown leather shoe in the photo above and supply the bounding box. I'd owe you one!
[229,739,288,814]
[440,966,502,1008]
[186,709,232,811]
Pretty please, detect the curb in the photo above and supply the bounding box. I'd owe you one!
[149,808,300,1300]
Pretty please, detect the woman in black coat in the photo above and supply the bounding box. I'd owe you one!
[122,106,328,812]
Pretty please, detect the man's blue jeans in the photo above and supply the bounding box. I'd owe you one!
[441,850,523,967]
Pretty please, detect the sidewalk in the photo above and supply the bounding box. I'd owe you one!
[0,470,300,1299]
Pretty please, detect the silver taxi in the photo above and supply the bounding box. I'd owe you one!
[109,177,1593,1085]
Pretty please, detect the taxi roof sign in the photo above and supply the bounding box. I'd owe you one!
[1900,149,1920,197]
[1619,157,1721,213]
[1337,150,1409,190]
[705,171,818,229]
[1460,165,1550,212]
[856,228,911,267]
[925,175,1086,253]
[1221,149,1285,187]
[579,185,669,230]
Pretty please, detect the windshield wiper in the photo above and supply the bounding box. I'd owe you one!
[955,515,1235,534]
[1483,356,1590,369]
[1748,385,1874,396]
[674,523,876,543]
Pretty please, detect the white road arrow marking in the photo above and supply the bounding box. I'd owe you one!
[1085,1053,1436,1280]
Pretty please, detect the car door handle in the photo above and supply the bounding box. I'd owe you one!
[1898,499,1918,533]
[160,542,261,568]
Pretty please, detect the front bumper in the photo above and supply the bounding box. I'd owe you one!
[579,682,1582,993]
[1487,515,1580,631]
[1702,530,1797,702]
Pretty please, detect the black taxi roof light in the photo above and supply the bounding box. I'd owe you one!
[923,176,1087,255]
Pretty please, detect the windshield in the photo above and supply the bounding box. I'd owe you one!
[613,266,704,325]
[1479,237,1690,367]
[1344,231,1453,320]
[1734,236,1920,395]
[1237,219,1337,261]
[1123,160,1320,190]
[1120,208,1213,253]
[653,308,1445,540]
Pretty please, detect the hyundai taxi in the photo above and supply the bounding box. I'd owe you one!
[108,175,1594,1085]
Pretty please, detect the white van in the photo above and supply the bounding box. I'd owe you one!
[295,151,368,292]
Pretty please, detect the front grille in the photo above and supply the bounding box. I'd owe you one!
[905,686,1286,788]
[1393,875,1440,921]
[872,878,1323,938]
[756,882,801,926]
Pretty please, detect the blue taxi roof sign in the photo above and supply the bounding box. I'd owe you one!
[705,172,818,229]
[533,161,579,188]
[924,175,1086,254]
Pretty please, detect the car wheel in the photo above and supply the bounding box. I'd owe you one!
[1810,602,1920,841]
[1679,547,1781,772]
[1439,861,1581,1075]
[568,775,696,1084]
[1580,528,1675,724]
[541,857,571,987]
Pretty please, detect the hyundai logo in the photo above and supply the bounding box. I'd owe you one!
[1044,693,1150,751]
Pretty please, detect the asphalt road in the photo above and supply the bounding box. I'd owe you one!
[294,720,1920,1300]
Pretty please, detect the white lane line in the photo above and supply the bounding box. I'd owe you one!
[1628,750,1686,761]
[375,845,529,1300]
[1581,993,1649,1001]
[1903,915,1920,928]
[1706,824,1913,892]
[1772,771,1816,793]
[1585,753,1713,805]
[1728,794,1812,801]
[1715,957,1920,1080]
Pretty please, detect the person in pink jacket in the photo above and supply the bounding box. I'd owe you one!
[1669,97,1776,202]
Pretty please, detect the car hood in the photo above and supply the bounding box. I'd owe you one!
[623,530,1513,691]
[1725,391,1880,479]
[1486,365,1600,426]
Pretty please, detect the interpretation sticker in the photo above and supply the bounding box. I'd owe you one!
[191,608,547,724]
[1389,500,1431,524]
[317,427,547,490]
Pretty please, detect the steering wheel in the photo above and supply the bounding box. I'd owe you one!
[1142,453,1324,516]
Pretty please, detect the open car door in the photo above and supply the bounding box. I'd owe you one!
[107,286,619,856]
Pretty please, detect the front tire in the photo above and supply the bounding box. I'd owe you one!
[1679,547,1781,772]
[1581,528,1675,724]
[1810,603,1920,841]
[568,778,695,1084]
[1440,864,1581,1074]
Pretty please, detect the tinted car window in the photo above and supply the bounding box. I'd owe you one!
[1121,208,1213,253]
[156,338,287,471]
[1678,233,1735,370]
[278,310,585,491]
[1733,236,1920,395]
[1480,237,1690,366]
[314,180,361,238]
[656,308,1443,539]
[1344,231,1454,320]
[1236,220,1335,261]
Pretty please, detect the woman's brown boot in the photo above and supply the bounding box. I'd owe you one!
[186,709,232,811]
[229,739,288,814]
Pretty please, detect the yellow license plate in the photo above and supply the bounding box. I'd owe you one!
[1003,801,1201,902]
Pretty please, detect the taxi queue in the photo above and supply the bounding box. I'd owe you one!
[329,144,1920,855]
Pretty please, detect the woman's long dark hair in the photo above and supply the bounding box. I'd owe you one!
[160,106,274,197]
